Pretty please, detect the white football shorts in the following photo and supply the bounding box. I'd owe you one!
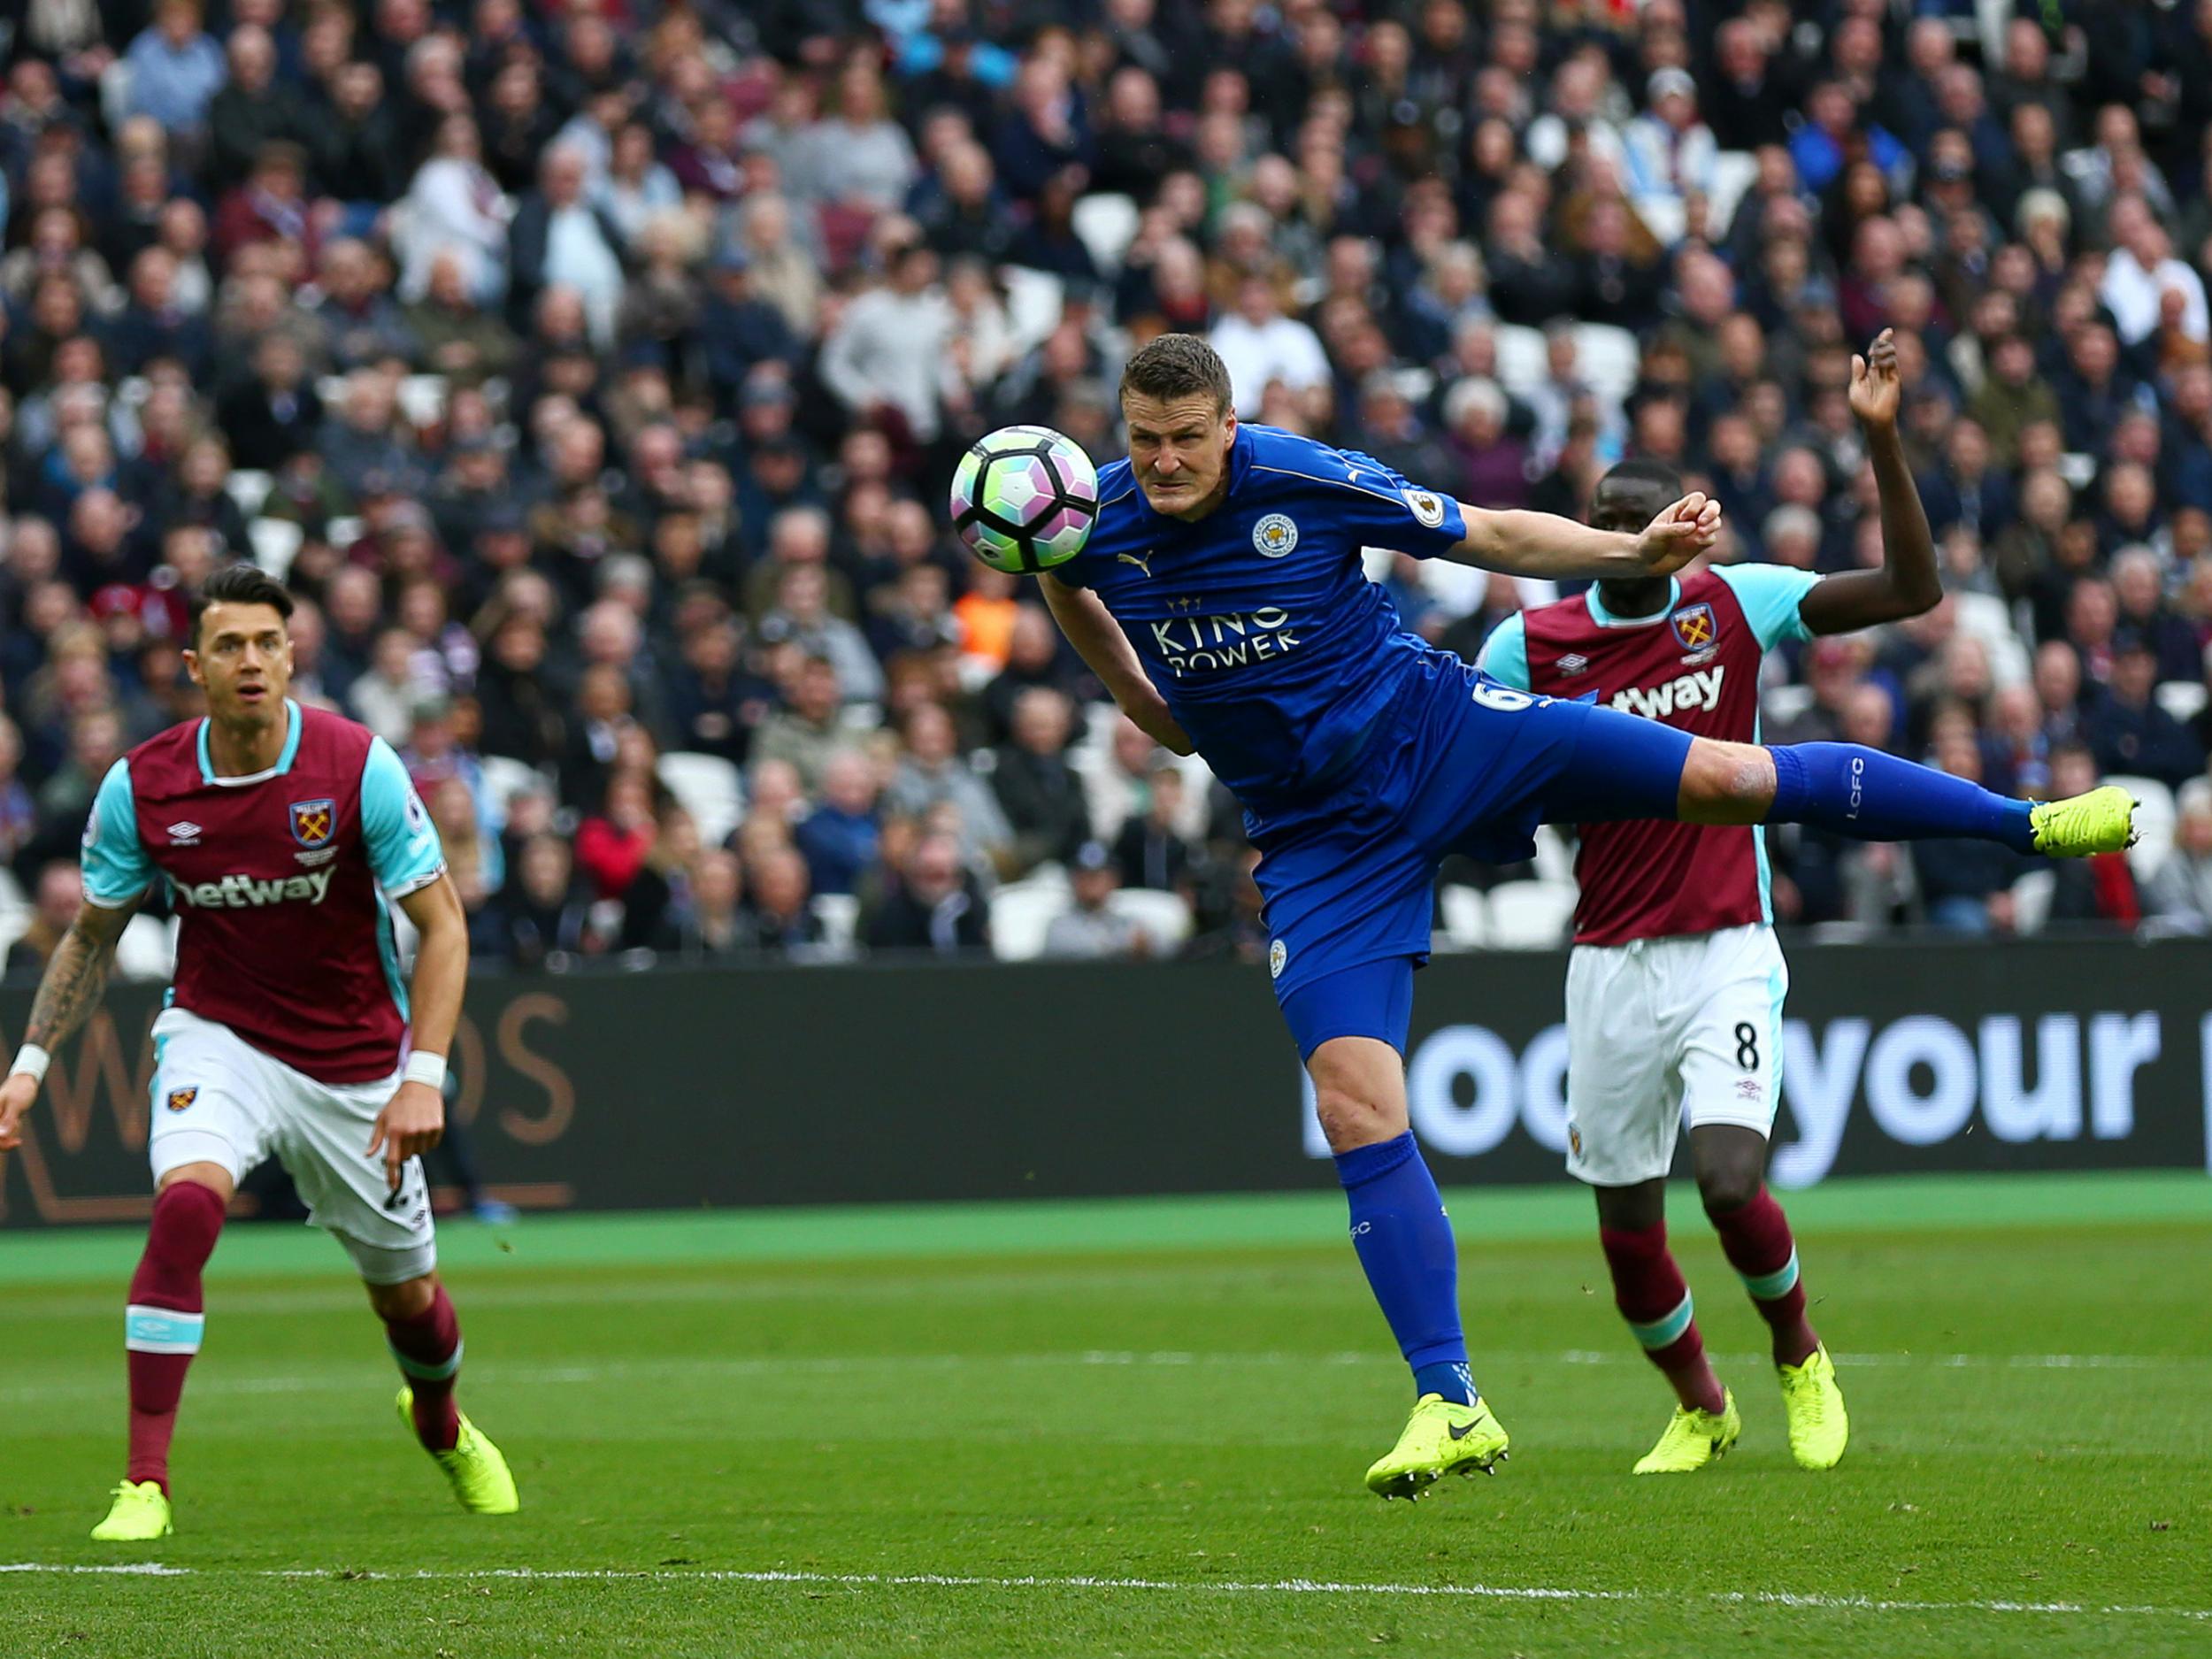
[147,1006,436,1284]
[1562,923,1788,1187]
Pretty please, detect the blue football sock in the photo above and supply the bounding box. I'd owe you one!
[1333,1133,1476,1405]
[1766,743,2037,854]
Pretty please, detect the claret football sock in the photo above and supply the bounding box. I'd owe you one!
[1706,1185,1819,1368]
[124,1180,227,1494]
[1599,1222,1727,1417]
[1333,1133,1478,1406]
[1765,743,2037,852]
[384,1285,465,1452]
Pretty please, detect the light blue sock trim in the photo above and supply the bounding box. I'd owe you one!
[125,1304,205,1355]
[390,1337,464,1382]
[1628,1293,1695,1350]
[1740,1248,1801,1302]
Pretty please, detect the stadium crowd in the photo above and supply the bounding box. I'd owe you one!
[4,0,2212,979]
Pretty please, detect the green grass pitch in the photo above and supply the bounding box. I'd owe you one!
[4,1171,2208,1657]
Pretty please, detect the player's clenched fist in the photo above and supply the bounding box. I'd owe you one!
[1633,491,1724,576]
[367,1079,445,1193]
[0,1071,37,1151]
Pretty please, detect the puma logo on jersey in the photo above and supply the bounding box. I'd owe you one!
[1609,665,1726,721]
[1117,550,1155,577]
[172,868,335,909]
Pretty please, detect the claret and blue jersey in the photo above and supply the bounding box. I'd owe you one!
[79,700,448,1084]
[1053,423,1470,818]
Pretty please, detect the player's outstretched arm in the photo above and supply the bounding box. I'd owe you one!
[1446,495,1723,581]
[1798,330,1941,635]
[367,872,468,1192]
[1039,572,1195,756]
[0,897,137,1148]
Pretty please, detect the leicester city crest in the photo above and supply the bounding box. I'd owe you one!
[289,797,336,849]
[1671,602,1717,653]
[1252,512,1299,557]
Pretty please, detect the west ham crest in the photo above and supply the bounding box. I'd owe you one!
[289,798,336,849]
[1671,602,1717,653]
[166,1087,197,1113]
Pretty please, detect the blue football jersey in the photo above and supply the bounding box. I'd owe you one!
[1054,424,1467,817]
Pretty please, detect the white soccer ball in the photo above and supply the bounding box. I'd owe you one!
[949,426,1101,574]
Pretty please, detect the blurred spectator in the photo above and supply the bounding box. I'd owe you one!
[884,702,1011,870]
[992,687,1089,874]
[794,749,880,898]
[478,832,592,969]
[1111,762,1199,893]
[4,860,83,982]
[1042,841,1150,960]
[2085,636,2205,787]
[751,654,862,796]
[864,830,990,956]
[2144,784,2212,935]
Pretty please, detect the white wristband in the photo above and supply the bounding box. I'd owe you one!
[403,1051,447,1090]
[11,1043,50,1084]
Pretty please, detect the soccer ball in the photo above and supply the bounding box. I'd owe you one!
[949,425,1100,574]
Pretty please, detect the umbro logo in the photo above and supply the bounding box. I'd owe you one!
[167,821,202,844]
[1557,652,1589,676]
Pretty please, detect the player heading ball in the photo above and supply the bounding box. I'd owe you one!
[0,564,519,1540]
[1028,333,2137,1501]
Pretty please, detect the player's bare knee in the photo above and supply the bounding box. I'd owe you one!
[1312,1085,1404,1152]
[1678,741,1774,826]
[365,1271,437,1321]
[1697,1163,1763,1217]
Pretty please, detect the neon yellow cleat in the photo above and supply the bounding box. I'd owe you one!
[1778,1344,1848,1471]
[397,1387,520,1515]
[1363,1394,1509,1500]
[2030,787,2138,857]
[1632,1388,1741,1474]
[89,1479,173,1541]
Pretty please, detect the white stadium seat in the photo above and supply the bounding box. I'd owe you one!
[1000,265,1065,356]
[225,469,273,517]
[1107,886,1192,952]
[1437,884,1488,950]
[2010,868,2055,936]
[1491,324,1548,398]
[477,754,546,814]
[810,893,860,954]
[1071,193,1141,274]
[2101,774,2176,880]
[1486,879,1578,949]
[2155,680,2208,724]
[248,518,304,578]
[1567,324,1640,410]
[113,916,177,982]
[988,875,1070,963]
[657,752,745,847]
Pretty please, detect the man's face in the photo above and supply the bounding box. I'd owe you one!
[1122,390,1235,519]
[1589,478,1667,537]
[186,601,292,721]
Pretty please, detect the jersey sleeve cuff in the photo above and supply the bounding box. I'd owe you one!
[380,864,447,901]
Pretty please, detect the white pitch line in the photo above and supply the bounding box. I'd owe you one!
[4,1563,2208,1622]
[0,1346,2200,1407]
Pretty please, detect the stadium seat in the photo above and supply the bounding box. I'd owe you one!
[98,60,133,134]
[1437,884,1488,950]
[326,516,364,549]
[657,752,745,847]
[224,470,273,517]
[1108,886,1192,951]
[1568,324,1640,410]
[396,375,449,429]
[1491,324,1548,398]
[113,916,176,982]
[2101,774,2175,880]
[810,893,860,953]
[1706,150,1760,237]
[0,907,25,961]
[247,518,303,578]
[1071,193,1141,274]
[2010,867,2055,935]
[1532,825,1576,884]
[2156,680,2208,724]
[989,874,1071,962]
[1486,879,1577,949]
[1001,265,1066,355]
[1762,683,1816,726]
[478,755,546,814]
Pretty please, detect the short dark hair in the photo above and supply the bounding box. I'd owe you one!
[189,564,294,649]
[1118,333,1233,416]
[1594,457,1685,502]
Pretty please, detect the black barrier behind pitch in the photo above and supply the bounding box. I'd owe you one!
[3,938,2207,1225]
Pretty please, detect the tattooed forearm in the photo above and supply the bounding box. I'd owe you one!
[24,922,119,1050]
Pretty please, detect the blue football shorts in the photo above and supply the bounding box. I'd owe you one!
[1256,654,1693,1060]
